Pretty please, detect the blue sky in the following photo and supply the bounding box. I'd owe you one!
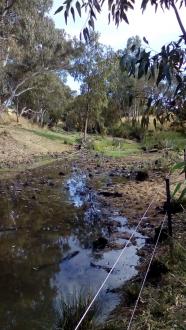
[50,1,185,90]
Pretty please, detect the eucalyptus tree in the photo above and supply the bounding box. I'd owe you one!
[0,0,77,110]
[17,72,72,126]
[70,33,111,140]
[56,0,186,116]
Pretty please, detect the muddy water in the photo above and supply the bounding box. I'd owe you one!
[0,163,145,330]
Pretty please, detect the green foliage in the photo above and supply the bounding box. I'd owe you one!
[110,122,145,141]
[171,161,186,201]
[142,131,186,151]
[0,0,77,109]
[17,73,72,126]
[68,33,111,137]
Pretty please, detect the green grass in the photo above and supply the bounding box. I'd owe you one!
[90,136,141,157]
[20,127,81,145]
[142,130,186,151]
[19,126,186,157]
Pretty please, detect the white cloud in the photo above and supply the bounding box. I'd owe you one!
[52,0,185,50]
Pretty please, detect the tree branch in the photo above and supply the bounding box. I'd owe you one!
[171,0,186,44]
[15,87,35,97]
[3,0,17,16]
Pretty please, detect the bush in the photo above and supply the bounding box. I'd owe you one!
[142,131,186,151]
[110,122,144,141]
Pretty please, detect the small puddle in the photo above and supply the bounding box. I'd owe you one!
[0,163,146,329]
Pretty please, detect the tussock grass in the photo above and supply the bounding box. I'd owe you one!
[54,291,99,330]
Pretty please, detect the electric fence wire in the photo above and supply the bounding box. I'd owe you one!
[74,198,156,330]
[126,213,167,330]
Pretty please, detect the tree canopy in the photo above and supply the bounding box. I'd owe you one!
[0,0,78,112]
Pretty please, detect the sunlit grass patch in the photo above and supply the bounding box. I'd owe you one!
[20,127,81,145]
[90,136,141,157]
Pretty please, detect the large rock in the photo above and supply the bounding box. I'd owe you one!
[93,237,108,250]
[98,191,123,198]
[135,170,149,181]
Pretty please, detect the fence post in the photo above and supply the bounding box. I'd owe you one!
[184,149,186,180]
[165,177,172,237]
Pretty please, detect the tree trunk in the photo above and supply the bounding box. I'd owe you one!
[84,115,88,142]
[84,101,90,142]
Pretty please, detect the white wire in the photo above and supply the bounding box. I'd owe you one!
[126,214,167,330]
[74,198,156,330]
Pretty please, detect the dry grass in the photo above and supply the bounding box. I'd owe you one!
[0,112,73,168]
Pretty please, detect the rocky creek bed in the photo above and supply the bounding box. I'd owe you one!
[0,150,173,329]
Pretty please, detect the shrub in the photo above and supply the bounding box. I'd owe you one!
[110,122,144,141]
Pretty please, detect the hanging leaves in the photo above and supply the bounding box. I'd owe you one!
[172,161,186,171]
[143,36,149,44]
[64,10,68,24]
[54,0,186,43]
[71,7,75,21]
[54,6,64,15]
[83,27,90,43]
[76,1,81,17]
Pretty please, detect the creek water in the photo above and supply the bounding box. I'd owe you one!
[0,162,145,329]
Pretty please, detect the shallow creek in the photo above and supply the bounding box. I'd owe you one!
[0,162,146,329]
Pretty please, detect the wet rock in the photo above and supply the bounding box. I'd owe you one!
[98,191,123,198]
[154,226,168,243]
[135,170,149,181]
[59,171,65,176]
[47,180,54,187]
[62,250,79,261]
[0,227,17,232]
[145,237,154,244]
[90,262,112,273]
[33,251,80,271]
[113,231,133,240]
[40,178,47,185]
[23,181,31,187]
[93,237,108,250]
[108,242,127,249]
[147,260,168,283]
[137,250,146,257]
[75,144,82,150]
[42,225,60,232]
[149,148,158,153]
[109,172,116,177]
[163,200,183,214]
